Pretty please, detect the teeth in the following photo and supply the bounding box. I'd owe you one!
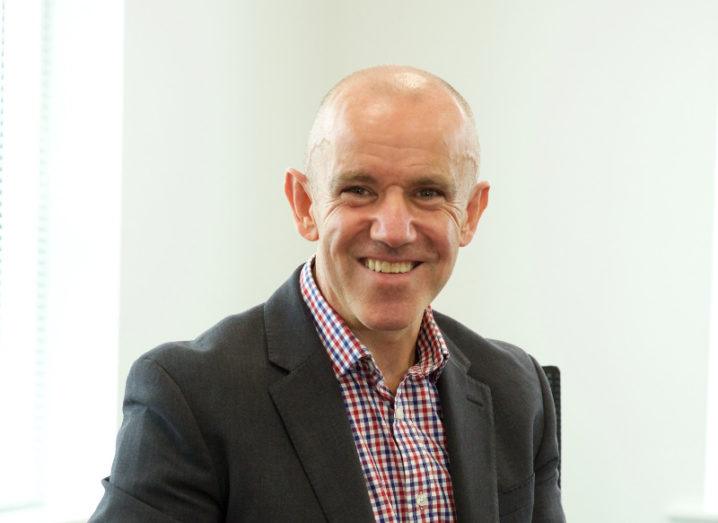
[364,259,414,274]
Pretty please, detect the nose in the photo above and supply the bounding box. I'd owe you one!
[369,189,417,248]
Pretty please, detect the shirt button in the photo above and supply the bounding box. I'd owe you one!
[417,492,428,508]
[395,406,404,421]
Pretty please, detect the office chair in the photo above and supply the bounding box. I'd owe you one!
[541,365,561,488]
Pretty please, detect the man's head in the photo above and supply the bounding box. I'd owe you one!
[285,65,489,340]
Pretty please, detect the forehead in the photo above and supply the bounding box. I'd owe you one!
[336,89,464,140]
[327,93,466,174]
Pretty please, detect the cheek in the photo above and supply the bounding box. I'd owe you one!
[438,230,461,258]
[318,210,363,253]
[426,210,462,244]
[442,204,467,231]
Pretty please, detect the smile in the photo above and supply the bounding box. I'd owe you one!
[363,258,417,274]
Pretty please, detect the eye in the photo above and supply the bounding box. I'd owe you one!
[341,186,372,198]
[415,188,443,200]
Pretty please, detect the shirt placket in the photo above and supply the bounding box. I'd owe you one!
[360,359,400,522]
[393,374,433,521]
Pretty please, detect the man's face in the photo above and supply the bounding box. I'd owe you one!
[290,90,488,339]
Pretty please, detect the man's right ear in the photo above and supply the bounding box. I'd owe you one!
[284,168,319,241]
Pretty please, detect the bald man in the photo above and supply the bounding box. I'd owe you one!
[91,66,565,523]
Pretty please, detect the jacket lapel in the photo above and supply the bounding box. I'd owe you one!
[438,334,499,522]
[264,270,374,522]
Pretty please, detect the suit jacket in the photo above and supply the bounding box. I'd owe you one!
[90,267,565,522]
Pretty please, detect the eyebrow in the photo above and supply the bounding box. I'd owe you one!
[329,171,376,192]
[331,171,455,193]
[335,171,374,182]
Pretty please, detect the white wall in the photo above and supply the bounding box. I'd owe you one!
[121,1,718,521]
[121,0,323,373]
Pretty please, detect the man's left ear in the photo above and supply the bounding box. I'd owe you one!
[459,180,490,247]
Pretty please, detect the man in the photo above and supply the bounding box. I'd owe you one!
[91,66,564,522]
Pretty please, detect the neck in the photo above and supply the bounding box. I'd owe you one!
[353,323,421,395]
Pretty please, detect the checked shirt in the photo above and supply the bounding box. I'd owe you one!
[299,260,456,522]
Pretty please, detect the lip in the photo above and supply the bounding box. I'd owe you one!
[358,256,423,264]
[357,257,423,275]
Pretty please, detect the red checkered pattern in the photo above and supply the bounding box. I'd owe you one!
[300,260,456,522]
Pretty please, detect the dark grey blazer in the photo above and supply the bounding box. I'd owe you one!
[90,267,565,522]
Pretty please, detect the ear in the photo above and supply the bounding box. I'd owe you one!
[284,168,319,241]
[459,180,490,247]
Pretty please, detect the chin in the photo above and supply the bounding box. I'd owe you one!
[358,307,423,334]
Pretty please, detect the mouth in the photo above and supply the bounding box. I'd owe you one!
[361,258,420,274]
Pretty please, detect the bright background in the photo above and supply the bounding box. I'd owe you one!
[1,1,717,522]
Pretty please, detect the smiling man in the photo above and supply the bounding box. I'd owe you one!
[286,70,487,396]
[91,66,565,522]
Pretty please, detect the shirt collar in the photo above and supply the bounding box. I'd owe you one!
[299,257,450,380]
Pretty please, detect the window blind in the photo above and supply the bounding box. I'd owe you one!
[0,0,46,512]
[0,2,122,521]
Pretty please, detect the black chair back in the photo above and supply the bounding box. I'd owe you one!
[541,365,561,487]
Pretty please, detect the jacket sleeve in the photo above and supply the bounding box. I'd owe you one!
[530,356,566,523]
[89,355,224,522]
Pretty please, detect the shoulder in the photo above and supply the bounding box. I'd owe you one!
[433,310,547,444]
[127,266,311,400]
[138,303,266,375]
[433,311,542,390]
[126,302,283,416]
